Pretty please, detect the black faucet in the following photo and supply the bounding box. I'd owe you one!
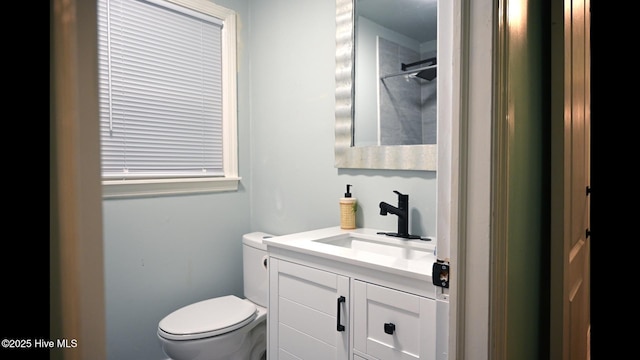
[379,190,410,238]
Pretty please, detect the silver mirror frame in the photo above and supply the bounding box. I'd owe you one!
[334,0,437,171]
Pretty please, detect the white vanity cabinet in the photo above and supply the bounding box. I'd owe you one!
[268,258,350,360]
[268,257,437,359]
[353,280,436,360]
[264,227,444,360]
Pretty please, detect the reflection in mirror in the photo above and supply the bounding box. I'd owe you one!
[335,0,438,171]
[354,0,437,146]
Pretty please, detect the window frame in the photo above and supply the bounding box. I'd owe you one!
[100,0,240,199]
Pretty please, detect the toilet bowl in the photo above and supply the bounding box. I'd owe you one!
[157,232,272,360]
[158,296,266,360]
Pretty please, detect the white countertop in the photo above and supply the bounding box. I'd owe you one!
[264,226,437,281]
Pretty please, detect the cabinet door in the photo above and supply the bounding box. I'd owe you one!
[269,258,350,360]
[353,280,436,360]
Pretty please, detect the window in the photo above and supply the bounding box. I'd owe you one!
[97,0,239,198]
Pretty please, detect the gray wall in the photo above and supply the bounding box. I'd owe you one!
[504,0,547,357]
[354,15,437,147]
[103,0,436,359]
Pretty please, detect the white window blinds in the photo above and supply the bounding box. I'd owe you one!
[98,0,224,179]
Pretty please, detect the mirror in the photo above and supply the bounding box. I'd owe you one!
[335,0,438,171]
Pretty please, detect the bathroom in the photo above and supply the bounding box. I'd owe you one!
[47,0,571,358]
[101,0,437,359]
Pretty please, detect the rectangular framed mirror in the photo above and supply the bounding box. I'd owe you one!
[335,0,438,171]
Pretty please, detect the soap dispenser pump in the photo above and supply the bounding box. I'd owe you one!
[340,184,357,229]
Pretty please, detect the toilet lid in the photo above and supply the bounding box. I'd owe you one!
[158,295,257,341]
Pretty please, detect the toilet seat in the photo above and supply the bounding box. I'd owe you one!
[158,295,257,341]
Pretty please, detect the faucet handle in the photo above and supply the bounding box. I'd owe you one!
[393,190,408,199]
[393,190,409,210]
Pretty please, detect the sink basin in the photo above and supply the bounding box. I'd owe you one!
[312,232,433,261]
[264,227,437,281]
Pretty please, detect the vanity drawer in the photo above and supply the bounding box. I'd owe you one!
[353,280,436,360]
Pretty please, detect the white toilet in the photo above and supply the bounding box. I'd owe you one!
[157,232,272,360]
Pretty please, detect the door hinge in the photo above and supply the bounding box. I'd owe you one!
[586,228,591,238]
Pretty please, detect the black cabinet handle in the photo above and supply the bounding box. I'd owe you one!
[336,296,346,332]
[384,322,396,335]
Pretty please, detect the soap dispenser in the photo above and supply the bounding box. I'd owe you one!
[340,184,357,229]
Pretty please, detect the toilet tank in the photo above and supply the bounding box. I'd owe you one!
[242,232,272,307]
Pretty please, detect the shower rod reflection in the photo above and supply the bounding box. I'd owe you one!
[380,64,437,81]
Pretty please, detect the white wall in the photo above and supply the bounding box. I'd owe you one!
[102,0,438,359]
[249,0,437,238]
[102,1,251,359]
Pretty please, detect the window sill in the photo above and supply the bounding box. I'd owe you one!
[102,176,241,199]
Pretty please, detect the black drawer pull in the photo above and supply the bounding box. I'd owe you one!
[384,322,396,335]
[336,296,346,331]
